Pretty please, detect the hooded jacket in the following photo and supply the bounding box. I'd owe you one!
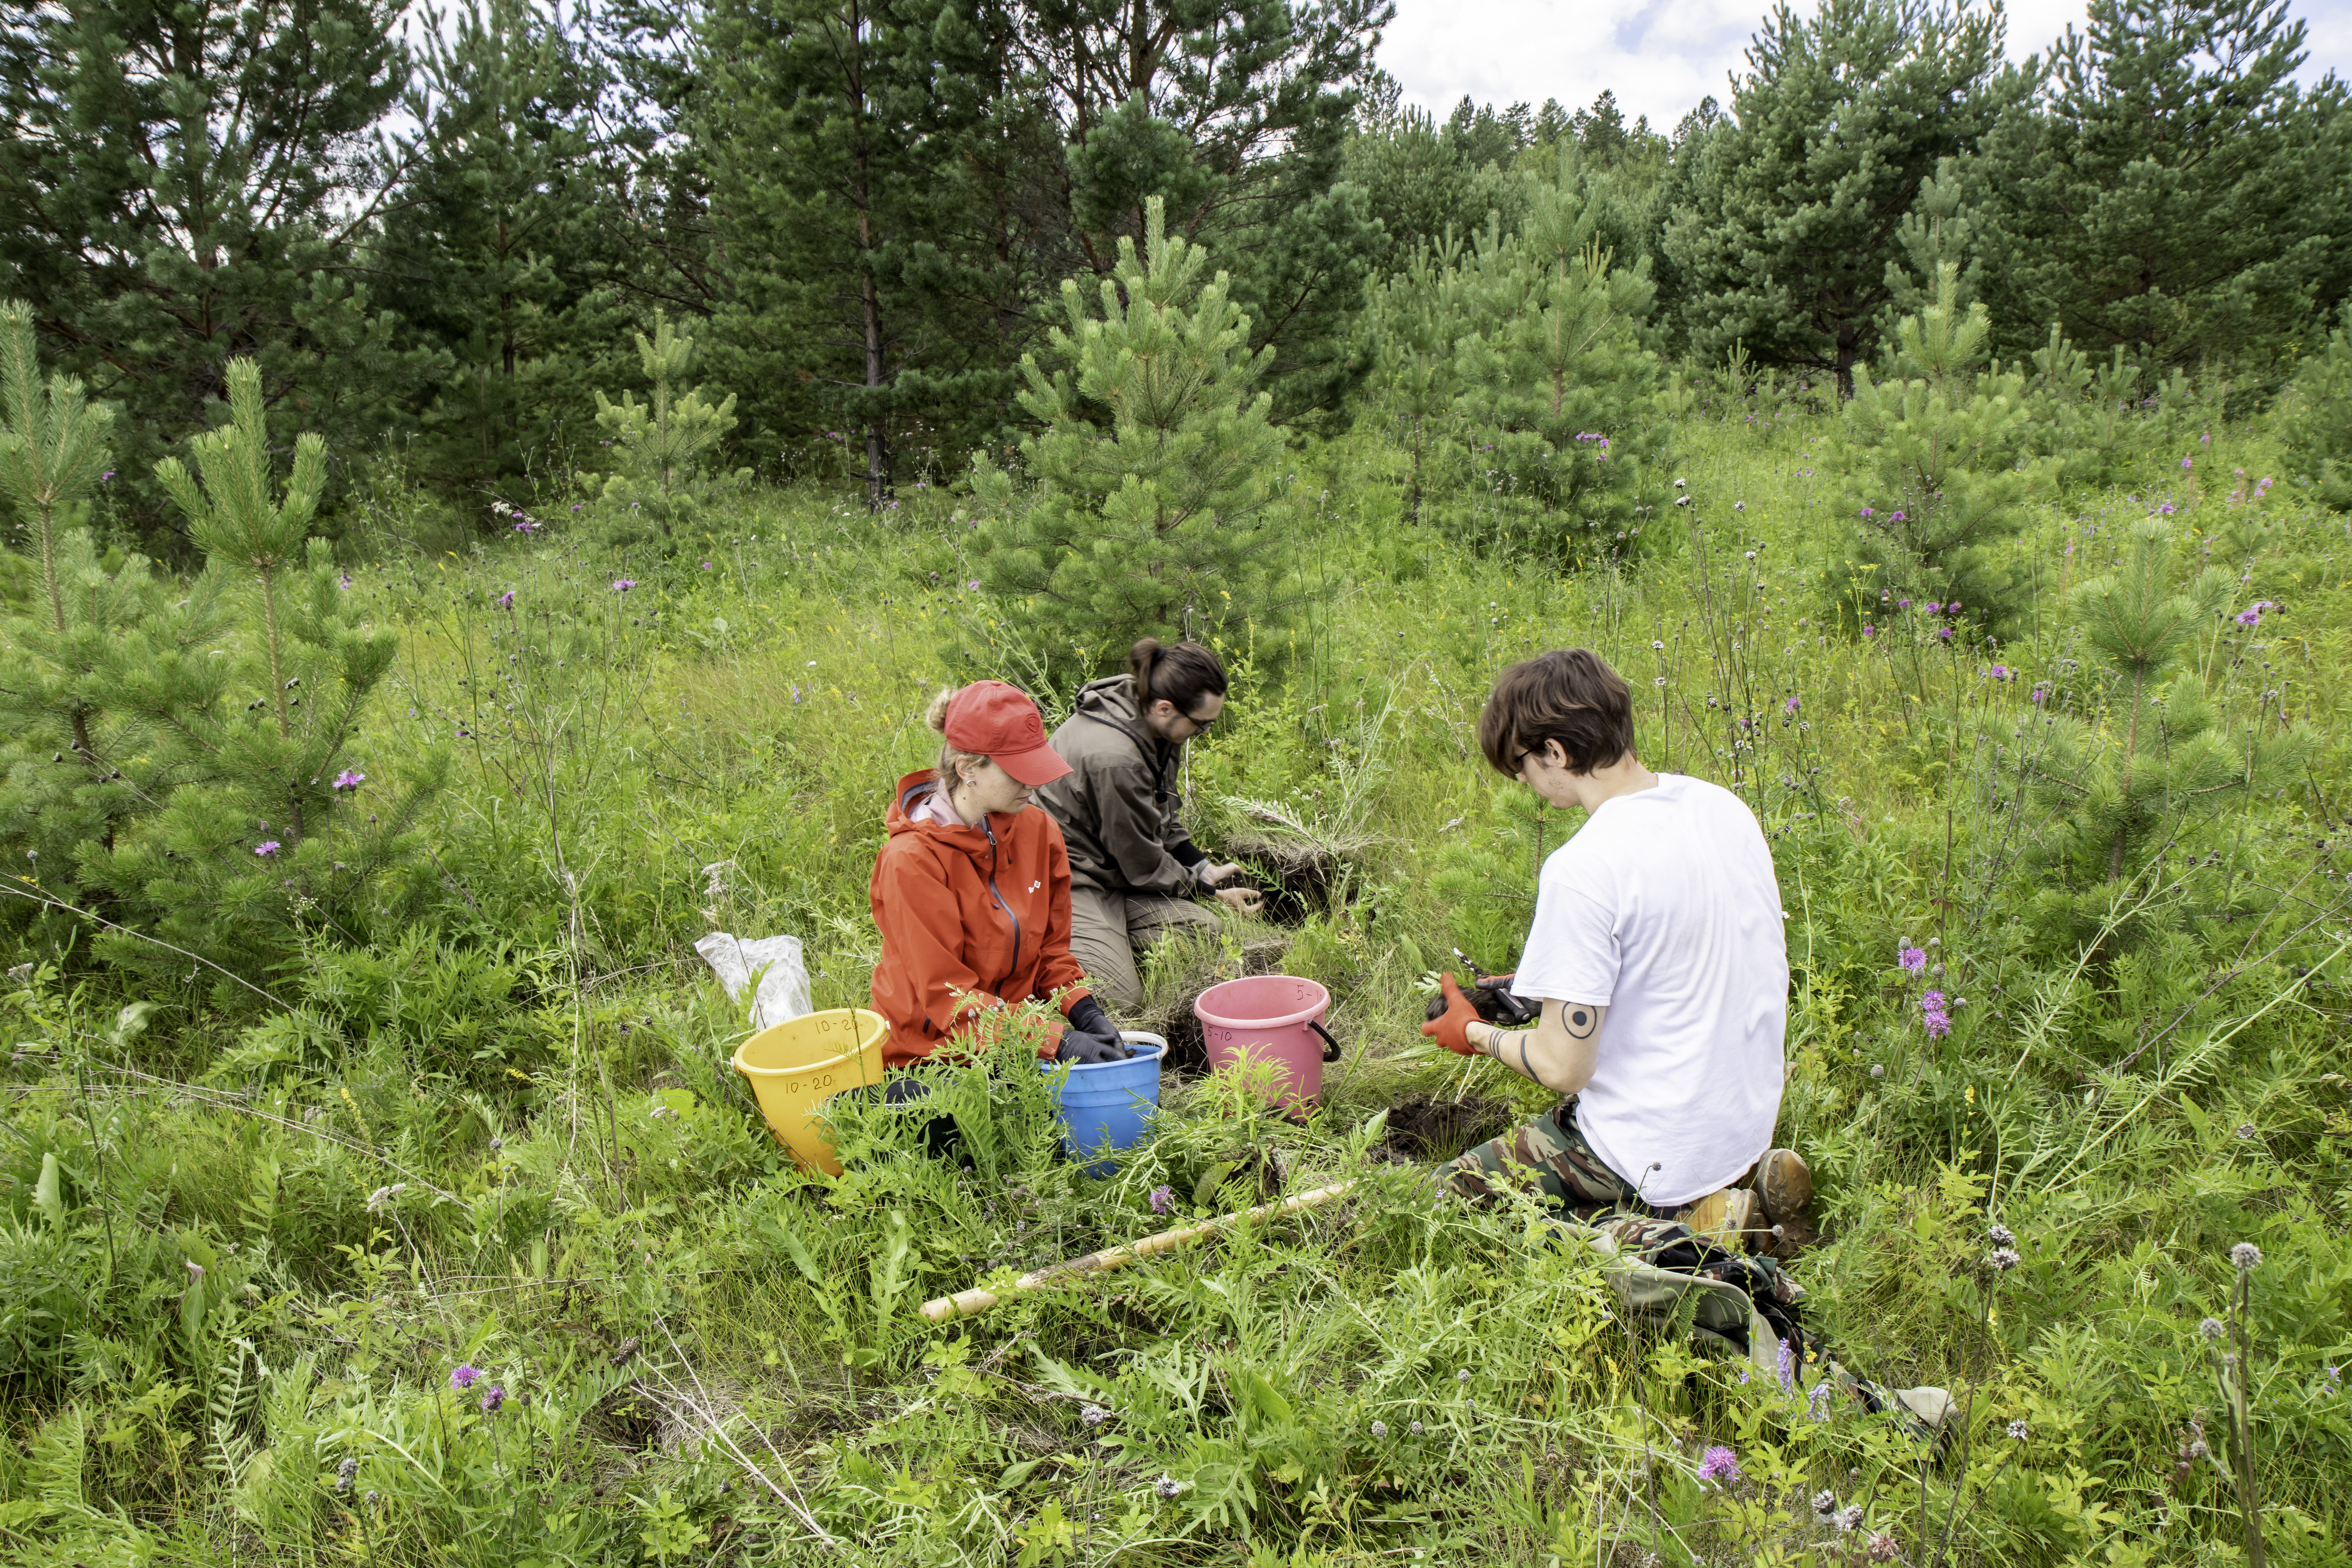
[869,771,1092,1067]
[1037,675,1209,898]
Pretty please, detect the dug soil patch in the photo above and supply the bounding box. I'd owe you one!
[1380,1092,1520,1162]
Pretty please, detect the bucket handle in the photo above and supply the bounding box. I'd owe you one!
[1308,1020,1342,1063]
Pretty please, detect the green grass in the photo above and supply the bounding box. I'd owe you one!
[4,399,2350,1566]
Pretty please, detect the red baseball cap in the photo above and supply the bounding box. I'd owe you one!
[942,681,1071,787]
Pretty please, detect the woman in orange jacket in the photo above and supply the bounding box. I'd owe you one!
[869,681,1129,1070]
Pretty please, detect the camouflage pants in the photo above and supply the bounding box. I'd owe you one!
[1437,1097,1661,1221]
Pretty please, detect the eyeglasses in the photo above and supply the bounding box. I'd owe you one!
[1183,710,1219,731]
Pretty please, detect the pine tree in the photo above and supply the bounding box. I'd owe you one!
[1446,150,1666,565]
[1342,106,1530,259]
[1363,236,1469,524]
[1013,0,1392,421]
[1826,265,2040,625]
[1658,0,2018,389]
[699,0,1044,507]
[0,0,422,540]
[95,360,433,983]
[375,0,624,492]
[971,198,1290,666]
[577,314,748,550]
[2019,325,2149,492]
[2016,522,2305,949]
[1971,0,2349,365]
[0,301,207,945]
[2280,303,2352,511]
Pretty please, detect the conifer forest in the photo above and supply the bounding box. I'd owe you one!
[6,0,2352,1561]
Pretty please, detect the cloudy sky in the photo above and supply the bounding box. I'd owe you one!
[1377,0,2352,131]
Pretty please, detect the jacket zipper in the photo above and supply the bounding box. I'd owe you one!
[981,815,1022,976]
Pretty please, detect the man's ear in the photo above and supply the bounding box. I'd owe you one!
[1541,739,1572,772]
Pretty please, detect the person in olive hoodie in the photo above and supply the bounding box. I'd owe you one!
[1037,639,1261,1009]
[869,681,1127,1069]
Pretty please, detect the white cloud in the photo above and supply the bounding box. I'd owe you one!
[1377,0,2352,131]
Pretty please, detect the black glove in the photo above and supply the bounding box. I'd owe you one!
[1057,995,1130,1064]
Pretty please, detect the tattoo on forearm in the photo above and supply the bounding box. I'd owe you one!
[1563,1005,1599,1040]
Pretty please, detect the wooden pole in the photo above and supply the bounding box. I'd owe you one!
[918,1180,1357,1323]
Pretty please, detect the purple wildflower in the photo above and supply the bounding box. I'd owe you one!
[1936,626,1954,642]
[1860,507,1874,518]
[1777,1338,1794,1390]
[612,579,637,593]
[1897,597,1911,609]
[338,573,352,590]
[450,1365,482,1390]
[2183,456,2193,470]
[701,561,713,570]
[496,590,514,610]
[1862,624,1877,637]
[1697,1445,1742,1484]
[2031,684,2049,704]
[1923,991,1951,1038]
[254,840,281,857]
[1989,664,2011,680]
[1891,509,1905,521]
[1925,601,1942,614]
[332,770,365,791]
[1899,946,1926,973]
[480,1384,505,1414]
[513,519,539,534]
[965,579,981,591]
[1149,1185,1172,1215]
[1784,697,1800,715]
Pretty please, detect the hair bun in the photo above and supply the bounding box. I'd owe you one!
[923,687,956,735]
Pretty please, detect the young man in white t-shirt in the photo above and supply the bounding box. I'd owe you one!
[1422,649,1813,1240]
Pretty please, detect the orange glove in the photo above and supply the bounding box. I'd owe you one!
[1419,973,1481,1056]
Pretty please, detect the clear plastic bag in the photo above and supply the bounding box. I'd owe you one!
[693,932,813,1031]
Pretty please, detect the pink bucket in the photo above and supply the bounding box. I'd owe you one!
[1193,975,1341,1107]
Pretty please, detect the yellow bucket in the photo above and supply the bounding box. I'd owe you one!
[731,1008,888,1174]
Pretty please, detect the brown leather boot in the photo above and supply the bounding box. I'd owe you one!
[1753,1147,1816,1258]
[1682,1187,1759,1252]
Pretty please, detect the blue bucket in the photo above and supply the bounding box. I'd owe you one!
[1042,1033,1165,1174]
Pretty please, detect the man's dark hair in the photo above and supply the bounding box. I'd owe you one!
[1129,637,1226,717]
[1477,649,1637,777]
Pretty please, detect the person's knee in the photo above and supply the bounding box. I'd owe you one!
[1083,964,1144,1011]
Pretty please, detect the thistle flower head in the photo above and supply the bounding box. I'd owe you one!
[2231,1241,2262,1272]
[1696,1445,1741,1483]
